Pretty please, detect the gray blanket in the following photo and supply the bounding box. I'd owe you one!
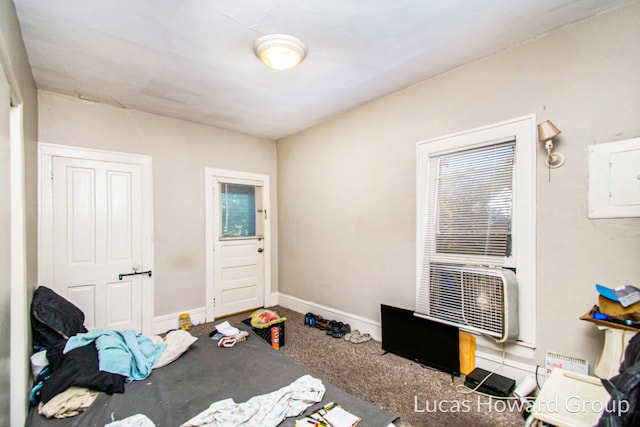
[26,324,398,426]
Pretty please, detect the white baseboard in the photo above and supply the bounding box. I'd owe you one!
[277,292,539,386]
[266,292,279,308]
[154,292,280,335]
[153,307,207,335]
[158,294,541,389]
[277,292,382,341]
[474,350,542,386]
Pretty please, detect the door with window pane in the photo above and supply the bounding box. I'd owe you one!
[213,179,265,317]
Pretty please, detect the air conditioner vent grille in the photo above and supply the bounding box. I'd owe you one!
[421,264,518,342]
[461,272,504,336]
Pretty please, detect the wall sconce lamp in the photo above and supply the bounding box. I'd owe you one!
[538,120,564,181]
[254,34,306,70]
[538,120,564,167]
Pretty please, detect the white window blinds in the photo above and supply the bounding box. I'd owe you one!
[416,138,516,325]
[424,138,515,266]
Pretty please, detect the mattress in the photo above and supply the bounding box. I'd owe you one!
[26,323,398,426]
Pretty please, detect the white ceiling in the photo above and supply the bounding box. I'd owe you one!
[13,0,633,140]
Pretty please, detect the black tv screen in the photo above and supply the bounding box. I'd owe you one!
[381,304,460,376]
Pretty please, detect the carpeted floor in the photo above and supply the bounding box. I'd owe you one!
[188,306,525,427]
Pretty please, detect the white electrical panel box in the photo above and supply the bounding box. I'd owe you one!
[588,137,640,218]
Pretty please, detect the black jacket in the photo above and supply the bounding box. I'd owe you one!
[598,332,640,426]
[37,339,125,403]
[31,286,87,350]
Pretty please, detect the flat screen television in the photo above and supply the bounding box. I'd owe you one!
[381,304,460,376]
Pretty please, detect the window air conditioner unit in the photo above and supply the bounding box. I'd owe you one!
[418,265,519,343]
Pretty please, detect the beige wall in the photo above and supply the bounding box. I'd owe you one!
[38,91,277,317]
[0,51,10,427]
[13,0,640,393]
[277,2,640,368]
[0,0,38,423]
[0,0,38,291]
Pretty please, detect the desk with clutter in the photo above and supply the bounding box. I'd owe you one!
[581,285,640,379]
[528,284,640,427]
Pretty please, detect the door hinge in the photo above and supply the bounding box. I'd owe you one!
[213,298,216,308]
[50,170,54,180]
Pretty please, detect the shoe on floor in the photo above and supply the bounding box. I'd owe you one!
[343,330,359,341]
[315,318,330,330]
[326,320,339,335]
[304,312,313,326]
[349,332,372,344]
[309,314,318,328]
[332,323,351,338]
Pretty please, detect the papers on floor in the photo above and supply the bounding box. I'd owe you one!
[297,402,361,427]
[215,320,240,336]
[323,405,361,427]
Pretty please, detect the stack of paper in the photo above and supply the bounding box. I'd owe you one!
[323,405,361,427]
[296,402,361,427]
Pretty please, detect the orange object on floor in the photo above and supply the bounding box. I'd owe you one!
[459,332,476,375]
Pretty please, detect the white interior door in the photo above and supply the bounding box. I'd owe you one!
[206,170,270,319]
[40,144,154,335]
[52,156,143,331]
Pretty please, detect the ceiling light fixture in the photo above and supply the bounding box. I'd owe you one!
[254,34,306,70]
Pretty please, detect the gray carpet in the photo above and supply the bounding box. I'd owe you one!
[190,306,525,427]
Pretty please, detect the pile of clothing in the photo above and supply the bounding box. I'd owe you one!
[29,286,197,419]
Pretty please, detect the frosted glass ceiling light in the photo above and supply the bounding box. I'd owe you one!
[254,34,306,70]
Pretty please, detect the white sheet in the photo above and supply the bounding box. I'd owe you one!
[152,329,198,369]
[180,374,325,427]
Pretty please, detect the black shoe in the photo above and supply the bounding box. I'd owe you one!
[326,320,339,335]
[333,323,351,338]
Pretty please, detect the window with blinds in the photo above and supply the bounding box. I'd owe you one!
[426,139,515,267]
[416,137,520,341]
[415,116,537,346]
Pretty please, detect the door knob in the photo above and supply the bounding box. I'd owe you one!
[258,248,264,253]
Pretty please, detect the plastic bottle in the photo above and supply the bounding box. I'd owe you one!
[179,313,191,331]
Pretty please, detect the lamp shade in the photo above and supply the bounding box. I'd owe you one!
[537,120,561,142]
[254,34,306,70]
